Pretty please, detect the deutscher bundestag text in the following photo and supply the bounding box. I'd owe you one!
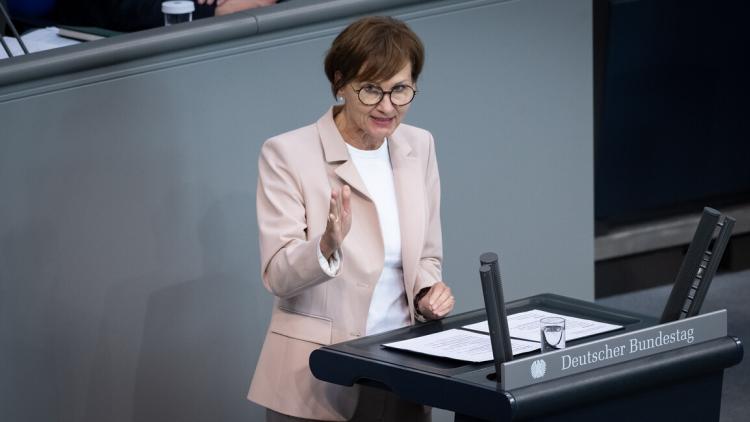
[561,328,695,371]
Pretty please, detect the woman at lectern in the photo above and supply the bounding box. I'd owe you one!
[248,16,455,422]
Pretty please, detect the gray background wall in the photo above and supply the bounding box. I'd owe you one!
[0,0,592,420]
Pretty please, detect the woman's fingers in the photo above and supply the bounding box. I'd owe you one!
[330,187,339,204]
[332,185,352,228]
[426,283,448,306]
[340,185,352,233]
[323,185,352,254]
[342,185,351,216]
[434,295,455,316]
[430,284,449,306]
[330,191,340,222]
[420,282,454,318]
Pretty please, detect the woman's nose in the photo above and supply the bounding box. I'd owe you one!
[376,93,396,113]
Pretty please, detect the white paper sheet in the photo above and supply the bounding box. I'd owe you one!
[463,309,623,342]
[383,329,540,362]
[1,27,80,60]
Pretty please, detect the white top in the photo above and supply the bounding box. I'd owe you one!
[162,1,195,14]
[346,140,410,335]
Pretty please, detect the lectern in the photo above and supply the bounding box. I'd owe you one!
[310,294,743,421]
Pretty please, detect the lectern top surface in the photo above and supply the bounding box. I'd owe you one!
[323,294,649,378]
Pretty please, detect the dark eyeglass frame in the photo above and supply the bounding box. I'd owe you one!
[351,84,418,106]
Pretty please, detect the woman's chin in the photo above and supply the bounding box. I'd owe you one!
[367,122,397,139]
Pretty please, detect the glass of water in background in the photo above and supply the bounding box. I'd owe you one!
[540,317,566,353]
[162,1,195,26]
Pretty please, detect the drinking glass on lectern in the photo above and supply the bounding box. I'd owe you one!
[540,317,566,353]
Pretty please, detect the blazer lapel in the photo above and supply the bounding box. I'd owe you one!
[316,108,372,201]
[389,130,425,300]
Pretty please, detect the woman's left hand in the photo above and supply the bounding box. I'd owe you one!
[417,282,455,320]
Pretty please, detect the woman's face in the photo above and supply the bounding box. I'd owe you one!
[337,63,414,148]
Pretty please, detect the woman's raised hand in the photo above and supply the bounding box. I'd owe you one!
[320,185,352,259]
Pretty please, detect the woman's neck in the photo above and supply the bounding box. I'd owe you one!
[333,106,384,151]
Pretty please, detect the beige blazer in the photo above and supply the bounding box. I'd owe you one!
[248,107,443,420]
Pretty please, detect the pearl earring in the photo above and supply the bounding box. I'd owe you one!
[337,96,344,102]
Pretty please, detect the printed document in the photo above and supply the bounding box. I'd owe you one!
[383,329,540,362]
[463,309,622,342]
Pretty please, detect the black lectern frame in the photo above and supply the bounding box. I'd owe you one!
[310,294,743,421]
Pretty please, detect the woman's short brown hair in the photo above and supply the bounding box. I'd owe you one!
[324,16,425,99]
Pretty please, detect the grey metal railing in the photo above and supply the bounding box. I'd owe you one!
[0,0,427,88]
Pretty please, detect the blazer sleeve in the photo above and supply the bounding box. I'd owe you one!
[414,133,443,295]
[256,138,338,299]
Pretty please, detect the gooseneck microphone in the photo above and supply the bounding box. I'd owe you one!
[479,252,513,379]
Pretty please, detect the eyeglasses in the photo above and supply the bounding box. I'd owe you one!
[352,84,417,106]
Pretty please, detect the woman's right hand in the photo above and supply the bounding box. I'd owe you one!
[320,185,352,260]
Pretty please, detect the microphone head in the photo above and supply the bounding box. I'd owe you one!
[480,252,498,266]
